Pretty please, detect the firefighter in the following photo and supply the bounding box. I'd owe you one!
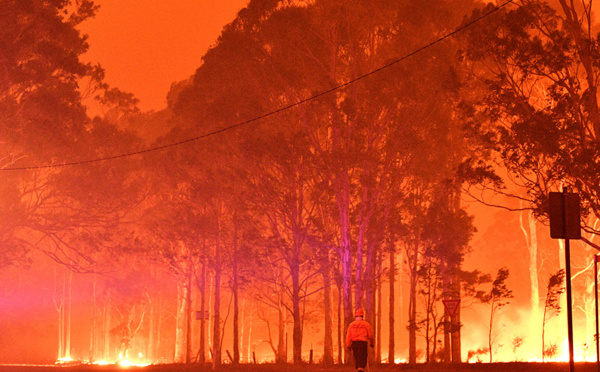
[345,308,374,372]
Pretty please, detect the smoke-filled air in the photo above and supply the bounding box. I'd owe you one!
[2,0,600,371]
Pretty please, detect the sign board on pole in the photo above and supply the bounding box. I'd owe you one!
[443,299,460,318]
[196,310,210,320]
[549,192,581,239]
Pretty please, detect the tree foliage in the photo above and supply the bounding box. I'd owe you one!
[480,267,513,362]
[542,268,565,360]
[461,0,600,229]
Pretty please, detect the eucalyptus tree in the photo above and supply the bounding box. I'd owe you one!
[480,267,513,363]
[417,187,475,362]
[0,0,100,266]
[460,0,600,226]
[460,1,600,359]
[542,269,565,360]
[0,0,148,273]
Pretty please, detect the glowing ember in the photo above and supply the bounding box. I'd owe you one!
[55,357,74,364]
[118,358,150,367]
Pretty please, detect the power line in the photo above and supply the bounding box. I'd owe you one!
[2,0,515,171]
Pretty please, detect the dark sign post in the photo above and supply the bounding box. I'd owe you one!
[549,190,581,372]
[581,238,600,372]
[594,254,600,372]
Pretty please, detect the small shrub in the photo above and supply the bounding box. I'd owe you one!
[543,343,559,360]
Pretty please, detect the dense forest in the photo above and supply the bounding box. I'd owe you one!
[1,0,600,366]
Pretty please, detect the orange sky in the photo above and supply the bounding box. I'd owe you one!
[79,0,249,112]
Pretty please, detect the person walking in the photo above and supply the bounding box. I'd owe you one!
[346,308,374,372]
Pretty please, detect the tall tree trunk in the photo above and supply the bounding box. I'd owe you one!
[364,238,376,337]
[542,292,551,361]
[489,298,495,363]
[442,258,451,363]
[355,223,366,311]
[240,298,248,363]
[291,252,302,364]
[59,300,64,360]
[66,270,72,359]
[212,247,222,369]
[407,241,419,363]
[389,238,396,364]
[335,169,354,341]
[425,264,432,362]
[452,306,461,364]
[341,239,354,334]
[451,190,462,363]
[337,279,343,364]
[90,274,97,362]
[246,304,253,363]
[147,265,159,363]
[325,28,354,360]
[185,264,193,363]
[232,218,240,364]
[199,255,207,364]
[239,299,245,363]
[54,266,64,360]
[376,249,382,363]
[148,296,156,363]
[364,239,376,369]
[277,290,286,364]
[322,259,334,366]
[156,296,163,362]
[527,212,539,321]
[103,301,110,361]
[233,252,240,364]
[355,181,374,312]
[443,304,451,363]
[520,207,540,355]
[174,277,188,363]
[207,272,213,358]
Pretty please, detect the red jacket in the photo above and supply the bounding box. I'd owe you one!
[346,318,374,348]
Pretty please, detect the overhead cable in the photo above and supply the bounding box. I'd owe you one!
[2,0,515,171]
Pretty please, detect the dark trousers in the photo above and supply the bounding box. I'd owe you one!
[351,340,368,370]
